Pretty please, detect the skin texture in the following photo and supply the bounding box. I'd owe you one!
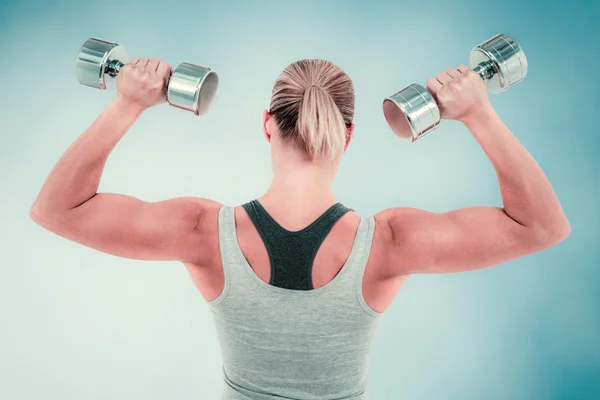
[30,60,571,314]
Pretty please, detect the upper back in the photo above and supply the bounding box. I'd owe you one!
[186,199,410,315]
[206,204,384,399]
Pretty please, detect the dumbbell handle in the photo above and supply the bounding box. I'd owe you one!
[472,60,496,81]
[105,59,125,77]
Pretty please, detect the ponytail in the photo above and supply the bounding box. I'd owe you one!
[297,85,347,161]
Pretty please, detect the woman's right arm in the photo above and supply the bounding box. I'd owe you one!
[375,65,570,275]
[30,57,222,265]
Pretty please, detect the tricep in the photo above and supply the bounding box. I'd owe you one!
[31,194,221,263]
[375,206,569,275]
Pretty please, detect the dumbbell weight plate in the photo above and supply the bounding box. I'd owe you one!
[168,63,219,116]
[469,33,528,94]
[76,38,127,91]
[383,83,441,142]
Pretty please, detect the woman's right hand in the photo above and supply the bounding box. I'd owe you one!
[116,57,174,111]
[426,64,493,123]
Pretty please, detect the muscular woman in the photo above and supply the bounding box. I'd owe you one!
[30,57,570,399]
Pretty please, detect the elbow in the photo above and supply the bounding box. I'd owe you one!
[30,202,49,229]
[29,202,43,224]
[547,223,571,246]
[532,217,571,248]
[560,217,571,237]
[554,219,571,243]
[29,201,60,229]
[551,213,572,243]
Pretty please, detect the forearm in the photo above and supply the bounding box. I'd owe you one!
[32,96,144,216]
[463,105,570,236]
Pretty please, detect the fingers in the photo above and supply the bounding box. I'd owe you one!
[457,64,472,75]
[156,61,173,88]
[147,58,160,71]
[436,71,452,85]
[156,61,173,82]
[121,58,140,73]
[432,65,475,87]
[426,77,442,95]
[127,57,170,73]
[429,66,463,107]
[445,67,461,80]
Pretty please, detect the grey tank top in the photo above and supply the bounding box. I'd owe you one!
[208,205,384,400]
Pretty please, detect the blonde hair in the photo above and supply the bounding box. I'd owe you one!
[268,59,355,162]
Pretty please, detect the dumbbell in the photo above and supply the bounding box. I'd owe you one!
[383,34,528,142]
[75,38,219,116]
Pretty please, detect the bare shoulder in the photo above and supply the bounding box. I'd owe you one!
[182,198,223,267]
[357,208,428,313]
[192,197,224,228]
[373,207,435,247]
[371,207,437,278]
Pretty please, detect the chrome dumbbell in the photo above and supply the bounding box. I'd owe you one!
[75,38,219,116]
[383,34,528,142]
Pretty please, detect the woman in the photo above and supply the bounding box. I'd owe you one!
[30,57,570,399]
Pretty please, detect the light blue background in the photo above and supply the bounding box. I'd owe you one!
[1,0,599,399]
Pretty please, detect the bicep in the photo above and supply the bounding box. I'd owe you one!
[43,193,218,262]
[378,206,550,275]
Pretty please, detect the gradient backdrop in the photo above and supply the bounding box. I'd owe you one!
[1,0,599,399]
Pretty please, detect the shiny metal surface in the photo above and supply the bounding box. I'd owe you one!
[384,33,527,142]
[473,60,495,80]
[75,38,219,116]
[76,38,127,90]
[469,33,528,94]
[167,63,219,116]
[383,83,440,142]
[106,59,125,77]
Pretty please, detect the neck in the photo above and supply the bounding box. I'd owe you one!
[260,156,339,209]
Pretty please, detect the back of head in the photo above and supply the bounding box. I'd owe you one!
[268,59,355,162]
